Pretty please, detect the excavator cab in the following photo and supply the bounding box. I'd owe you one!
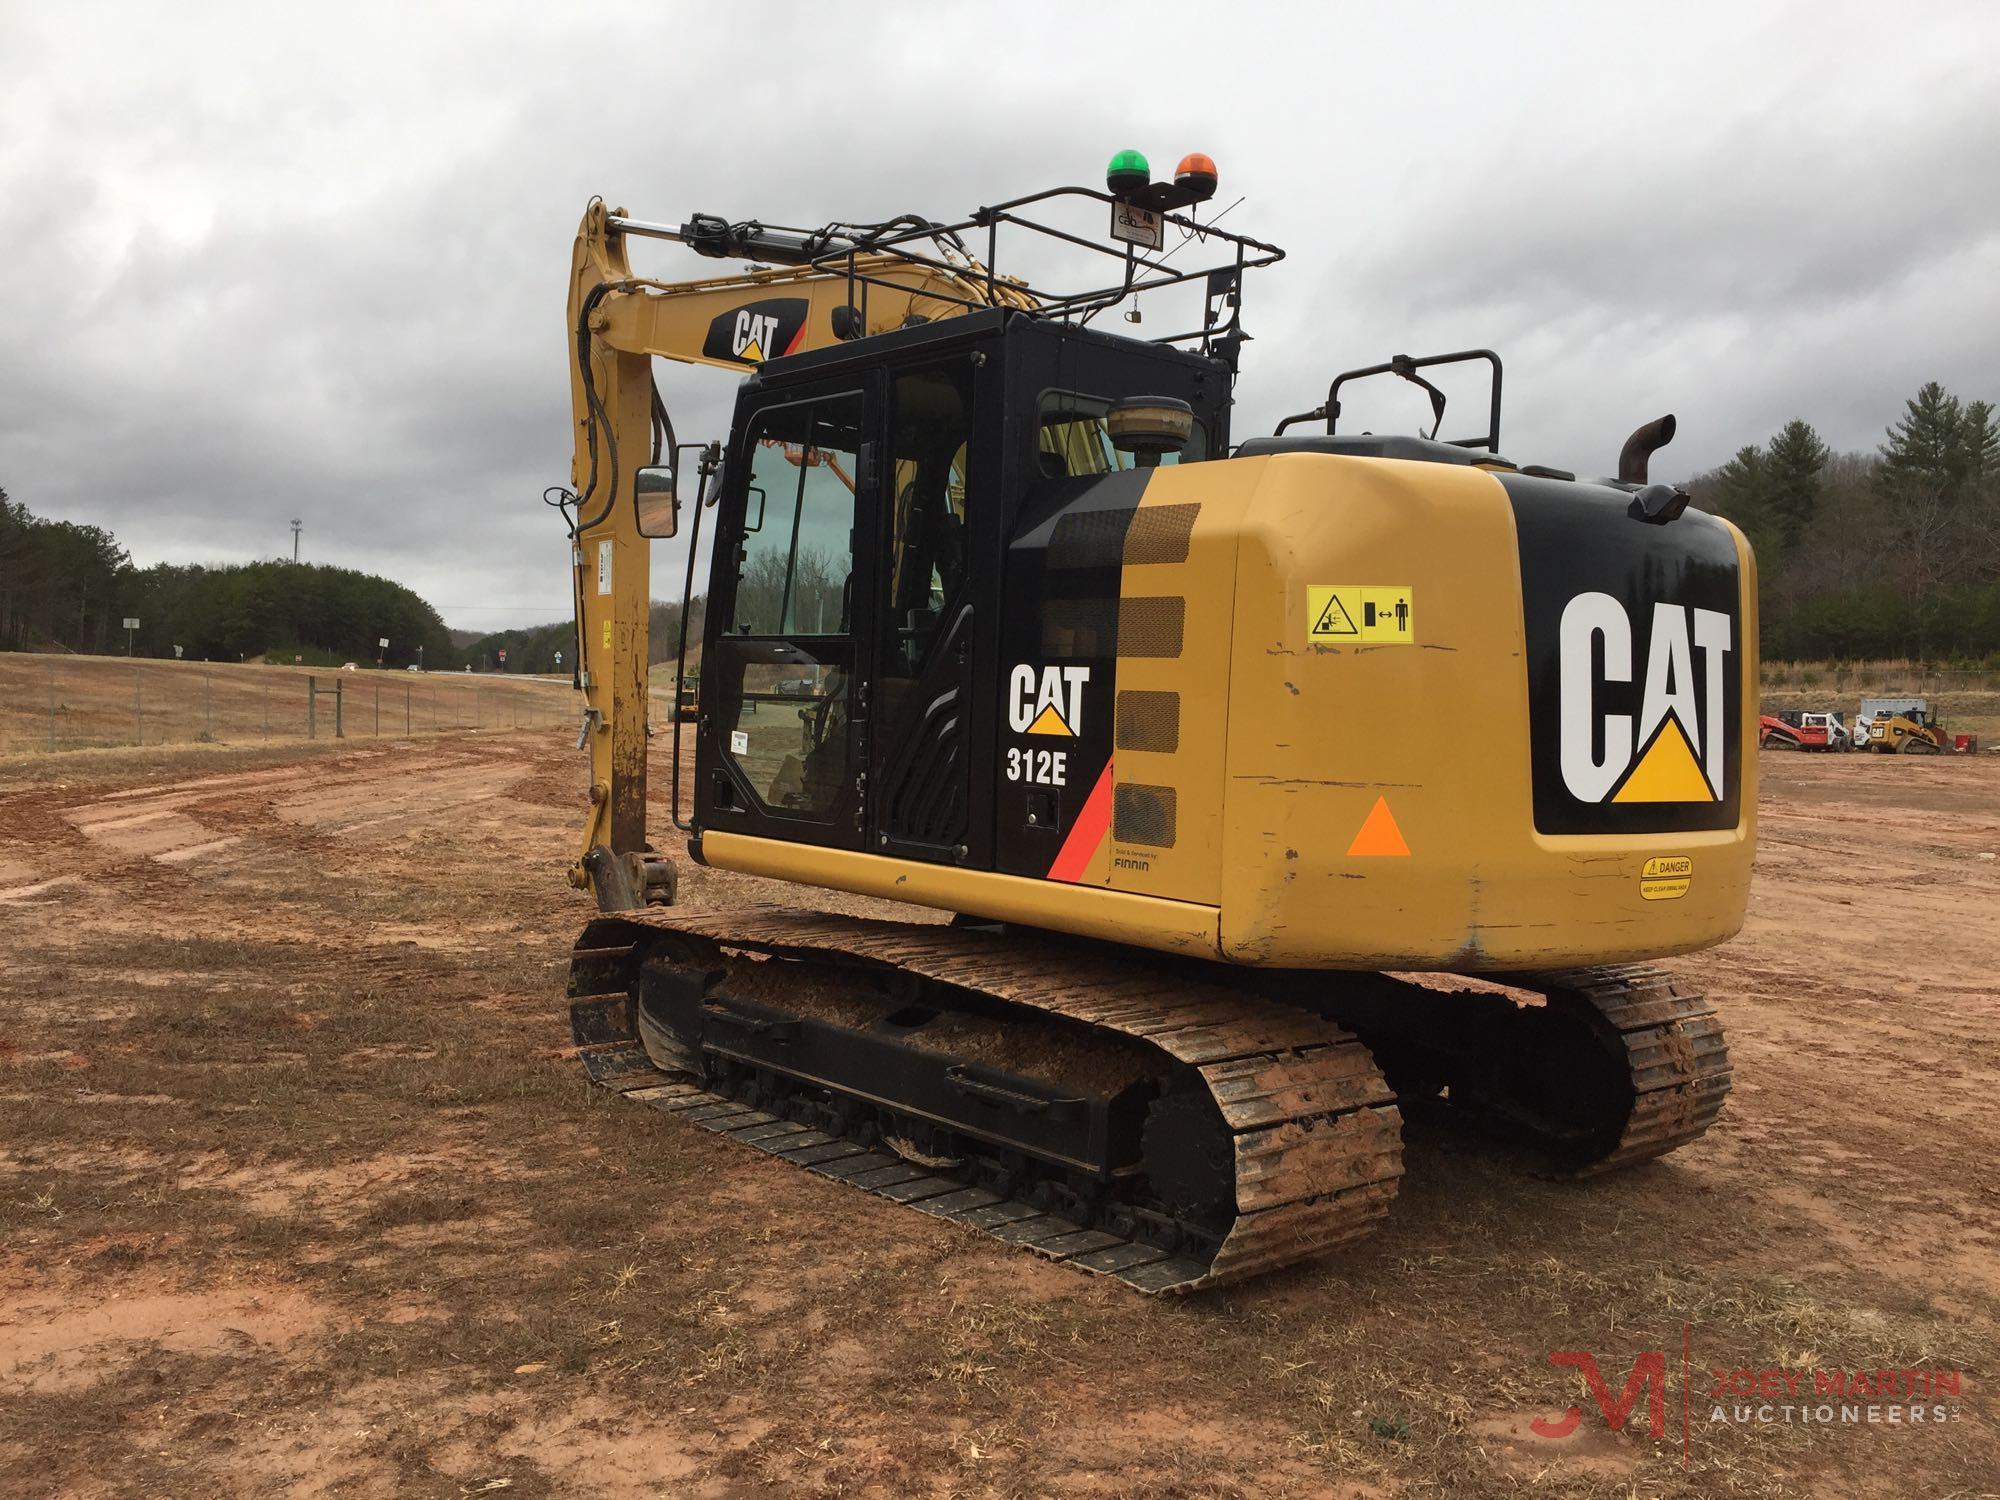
[694,309,1228,867]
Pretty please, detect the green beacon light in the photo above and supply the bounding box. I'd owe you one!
[1106,149,1151,197]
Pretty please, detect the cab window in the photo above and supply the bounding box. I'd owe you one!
[1035,391,1207,477]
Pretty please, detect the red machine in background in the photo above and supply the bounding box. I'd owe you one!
[1759,710,1848,751]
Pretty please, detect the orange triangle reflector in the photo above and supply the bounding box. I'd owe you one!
[1346,796,1410,857]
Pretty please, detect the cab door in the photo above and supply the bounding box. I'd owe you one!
[868,359,985,864]
[698,382,876,849]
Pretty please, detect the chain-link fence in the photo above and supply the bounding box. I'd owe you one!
[0,654,579,756]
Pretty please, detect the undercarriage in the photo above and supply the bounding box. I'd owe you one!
[568,909,1731,1293]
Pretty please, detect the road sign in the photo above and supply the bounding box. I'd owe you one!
[378,636,389,649]
[498,648,508,664]
[123,617,140,630]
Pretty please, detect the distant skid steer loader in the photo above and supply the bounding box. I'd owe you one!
[1869,708,1948,754]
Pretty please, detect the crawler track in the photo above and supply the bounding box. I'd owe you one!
[1522,964,1733,1176]
[566,911,1731,1293]
[568,908,1404,1293]
[1336,963,1732,1176]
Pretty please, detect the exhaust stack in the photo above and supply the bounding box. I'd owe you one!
[1619,413,1677,484]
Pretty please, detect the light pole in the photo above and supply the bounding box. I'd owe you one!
[290,518,302,563]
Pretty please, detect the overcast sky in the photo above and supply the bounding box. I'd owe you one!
[4,2,1997,630]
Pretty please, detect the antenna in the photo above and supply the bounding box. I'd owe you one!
[290,518,303,563]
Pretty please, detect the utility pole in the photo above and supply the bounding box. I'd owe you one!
[290,518,303,563]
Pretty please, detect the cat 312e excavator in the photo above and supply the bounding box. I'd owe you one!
[555,153,1753,1293]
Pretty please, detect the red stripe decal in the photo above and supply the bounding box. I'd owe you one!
[782,322,808,356]
[1047,757,1114,883]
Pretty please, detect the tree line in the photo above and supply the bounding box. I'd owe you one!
[15,378,1996,673]
[461,598,706,679]
[1688,381,1999,661]
[1,489,457,667]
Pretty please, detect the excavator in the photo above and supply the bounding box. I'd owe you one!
[554,155,1753,1293]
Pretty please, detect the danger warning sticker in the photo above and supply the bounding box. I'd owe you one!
[1308,585,1415,644]
[1639,854,1693,901]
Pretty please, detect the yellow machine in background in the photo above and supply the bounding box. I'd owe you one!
[554,154,1755,1293]
[1869,709,1949,754]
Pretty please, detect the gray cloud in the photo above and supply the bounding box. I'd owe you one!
[4,2,1997,628]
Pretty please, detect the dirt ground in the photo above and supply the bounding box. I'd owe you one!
[1,733,1995,1497]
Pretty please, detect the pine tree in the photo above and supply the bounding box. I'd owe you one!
[1879,382,1979,653]
[1710,444,1777,554]
[1763,419,1829,552]
[1880,381,1967,490]
[1962,399,1999,480]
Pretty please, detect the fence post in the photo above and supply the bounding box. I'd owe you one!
[47,665,57,752]
[335,679,344,739]
[308,676,317,739]
[404,683,411,736]
[374,682,380,737]
[133,667,143,746]
[263,684,269,739]
[204,673,212,741]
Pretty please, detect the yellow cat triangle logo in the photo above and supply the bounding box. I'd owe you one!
[1025,703,1074,736]
[738,338,765,363]
[1612,715,1715,803]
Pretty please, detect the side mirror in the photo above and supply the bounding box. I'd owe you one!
[634,465,677,538]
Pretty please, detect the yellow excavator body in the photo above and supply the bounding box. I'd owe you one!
[702,452,1757,970]
[553,174,1749,1293]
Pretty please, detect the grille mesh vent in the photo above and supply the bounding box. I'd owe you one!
[1116,597,1185,658]
[1116,691,1181,753]
[1122,504,1200,565]
[1047,509,1131,570]
[1114,784,1178,848]
[1041,598,1119,657]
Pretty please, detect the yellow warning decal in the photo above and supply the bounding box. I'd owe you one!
[1308,585,1415,644]
[601,620,613,649]
[1025,703,1075,737]
[1611,715,1715,803]
[1640,854,1693,900]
